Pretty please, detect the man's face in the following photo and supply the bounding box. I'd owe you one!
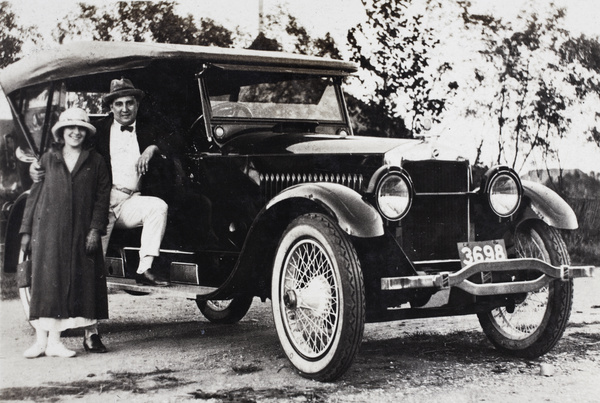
[110,95,139,126]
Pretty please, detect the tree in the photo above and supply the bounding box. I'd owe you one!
[247,32,282,51]
[559,35,600,148]
[458,2,600,173]
[55,2,233,47]
[253,7,341,59]
[346,0,451,137]
[0,1,40,68]
[284,15,342,60]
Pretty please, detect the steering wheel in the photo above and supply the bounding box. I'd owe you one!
[211,102,253,118]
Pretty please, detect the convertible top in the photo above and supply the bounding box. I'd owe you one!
[0,41,358,94]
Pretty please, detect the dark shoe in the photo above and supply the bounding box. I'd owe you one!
[135,269,170,287]
[83,334,107,353]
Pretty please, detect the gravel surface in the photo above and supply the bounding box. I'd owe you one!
[0,276,598,402]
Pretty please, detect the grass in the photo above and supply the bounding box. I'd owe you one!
[568,242,600,266]
[563,230,600,266]
[0,271,18,300]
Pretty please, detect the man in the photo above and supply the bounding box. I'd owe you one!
[94,77,170,287]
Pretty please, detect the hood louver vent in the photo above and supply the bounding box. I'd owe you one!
[260,172,363,199]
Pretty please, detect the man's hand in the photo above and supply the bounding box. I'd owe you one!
[85,229,101,254]
[29,160,45,183]
[136,145,159,175]
[20,233,31,254]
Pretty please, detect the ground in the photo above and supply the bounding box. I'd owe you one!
[0,276,598,403]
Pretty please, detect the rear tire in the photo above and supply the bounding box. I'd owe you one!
[196,296,253,324]
[478,221,573,358]
[17,250,34,326]
[124,290,150,296]
[271,213,365,381]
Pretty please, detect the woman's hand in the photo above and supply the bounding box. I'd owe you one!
[85,229,101,254]
[29,160,45,183]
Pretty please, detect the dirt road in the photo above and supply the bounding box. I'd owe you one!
[1,276,599,402]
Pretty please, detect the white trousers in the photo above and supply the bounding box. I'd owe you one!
[102,190,168,269]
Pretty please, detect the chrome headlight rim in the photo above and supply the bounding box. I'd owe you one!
[482,167,522,218]
[375,169,414,221]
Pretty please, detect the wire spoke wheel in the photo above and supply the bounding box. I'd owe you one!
[281,239,339,358]
[196,296,253,324]
[272,213,364,381]
[16,249,34,327]
[478,221,573,357]
[207,300,232,311]
[489,227,550,339]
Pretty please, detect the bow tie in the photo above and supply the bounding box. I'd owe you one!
[120,125,134,132]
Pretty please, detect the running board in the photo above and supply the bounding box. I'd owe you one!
[107,277,217,299]
[106,256,204,284]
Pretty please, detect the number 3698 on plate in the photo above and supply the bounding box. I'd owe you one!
[457,240,508,268]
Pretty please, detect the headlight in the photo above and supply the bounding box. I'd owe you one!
[376,171,413,221]
[483,168,522,217]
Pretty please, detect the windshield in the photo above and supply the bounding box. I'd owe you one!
[206,71,344,122]
[14,84,65,153]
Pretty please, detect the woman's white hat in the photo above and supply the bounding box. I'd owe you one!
[51,107,96,140]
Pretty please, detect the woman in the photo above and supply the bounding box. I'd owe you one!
[20,107,111,358]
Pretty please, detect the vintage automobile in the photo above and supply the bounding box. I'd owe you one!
[0,41,595,381]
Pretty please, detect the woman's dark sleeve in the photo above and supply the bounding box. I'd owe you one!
[18,182,43,235]
[18,155,48,235]
[90,155,111,235]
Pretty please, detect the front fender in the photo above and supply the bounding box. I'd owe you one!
[520,180,578,230]
[266,182,384,238]
[203,182,384,300]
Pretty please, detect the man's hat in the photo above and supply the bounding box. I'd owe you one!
[102,77,145,105]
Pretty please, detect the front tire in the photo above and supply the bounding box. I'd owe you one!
[478,221,573,357]
[271,213,365,381]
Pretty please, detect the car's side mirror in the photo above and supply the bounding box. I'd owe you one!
[15,146,37,163]
[415,117,432,132]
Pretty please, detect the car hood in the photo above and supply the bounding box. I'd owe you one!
[221,132,468,164]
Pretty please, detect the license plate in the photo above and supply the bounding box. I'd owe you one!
[457,240,507,268]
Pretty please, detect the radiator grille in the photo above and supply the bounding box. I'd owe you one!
[400,160,470,262]
[403,160,470,193]
[260,172,363,200]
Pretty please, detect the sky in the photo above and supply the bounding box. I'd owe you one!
[2,0,600,173]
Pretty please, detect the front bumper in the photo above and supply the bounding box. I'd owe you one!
[381,258,596,296]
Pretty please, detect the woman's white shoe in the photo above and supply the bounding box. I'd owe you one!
[23,343,47,358]
[45,343,76,358]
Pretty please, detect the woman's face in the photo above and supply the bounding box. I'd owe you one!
[63,125,87,148]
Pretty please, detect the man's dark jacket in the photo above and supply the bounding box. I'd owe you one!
[93,114,176,202]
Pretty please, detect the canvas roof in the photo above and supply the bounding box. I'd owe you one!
[0,41,358,94]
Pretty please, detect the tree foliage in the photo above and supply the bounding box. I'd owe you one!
[253,7,341,59]
[0,1,40,68]
[0,2,23,68]
[346,0,450,137]
[559,35,600,148]
[459,2,600,171]
[247,32,282,51]
[55,1,233,47]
